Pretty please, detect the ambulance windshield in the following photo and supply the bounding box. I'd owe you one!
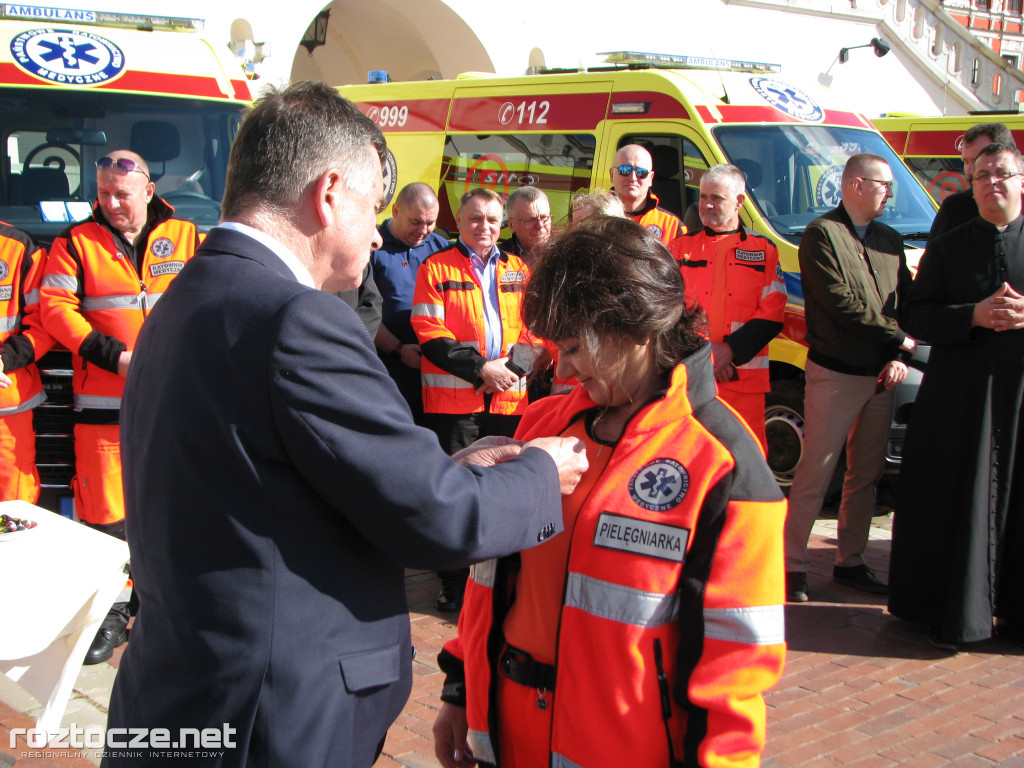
[714,124,936,248]
[0,88,243,245]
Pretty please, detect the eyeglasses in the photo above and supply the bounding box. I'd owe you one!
[859,177,893,192]
[972,170,1022,184]
[512,214,551,229]
[96,156,150,180]
[616,164,651,180]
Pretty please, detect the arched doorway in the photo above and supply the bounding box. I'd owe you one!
[289,0,493,85]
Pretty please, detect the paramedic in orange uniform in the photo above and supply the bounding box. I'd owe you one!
[610,143,682,245]
[670,163,785,451]
[0,223,52,502]
[41,149,201,664]
[433,216,786,768]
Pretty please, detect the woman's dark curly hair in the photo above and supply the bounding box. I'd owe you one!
[523,216,706,374]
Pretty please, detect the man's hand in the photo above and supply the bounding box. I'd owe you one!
[452,436,524,468]
[710,341,736,383]
[476,358,519,395]
[973,282,1024,330]
[117,350,133,378]
[523,435,588,494]
[399,343,422,369]
[0,355,9,389]
[878,359,908,391]
[433,703,474,768]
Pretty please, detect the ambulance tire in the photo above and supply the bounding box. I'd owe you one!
[764,378,845,502]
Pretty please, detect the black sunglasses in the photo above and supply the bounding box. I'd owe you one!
[616,164,650,180]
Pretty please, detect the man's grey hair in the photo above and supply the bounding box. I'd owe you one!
[506,185,548,213]
[702,164,746,196]
[221,81,386,220]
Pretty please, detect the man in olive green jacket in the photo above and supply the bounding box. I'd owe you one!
[783,153,917,603]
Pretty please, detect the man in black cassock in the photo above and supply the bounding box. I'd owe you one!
[890,142,1024,650]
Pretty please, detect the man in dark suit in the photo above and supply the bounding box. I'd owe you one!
[103,81,586,767]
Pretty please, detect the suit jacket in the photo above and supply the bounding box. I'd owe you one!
[104,227,563,767]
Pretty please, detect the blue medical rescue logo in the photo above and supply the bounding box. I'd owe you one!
[749,77,824,123]
[646,224,664,238]
[0,260,8,282]
[629,458,689,512]
[150,238,175,258]
[10,28,125,86]
[815,166,844,207]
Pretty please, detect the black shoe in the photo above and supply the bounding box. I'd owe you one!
[833,564,887,594]
[84,613,128,665]
[786,571,809,603]
[435,571,467,613]
[926,633,960,653]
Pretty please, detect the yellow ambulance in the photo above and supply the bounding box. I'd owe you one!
[0,5,253,510]
[339,52,937,494]
[872,112,1024,202]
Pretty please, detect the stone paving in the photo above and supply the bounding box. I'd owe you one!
[3,517,1023,768]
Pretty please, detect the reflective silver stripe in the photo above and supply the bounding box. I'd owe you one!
[42,274,78,291]
[467,729,495,765]
[82,294,142,311]
[411,302,444,319]
[0,316,18,333]
[762,281,786,299]
[74,393,122,410]
[469,558,496,589]
[564,572,679,628]
[508,377,528,392]
[147,292,164,308]
[736,355,769,371]
[0,390,46,416]
[552,752,586,768]
[421,373,474,390]
[704,604,785,645]
[24,289,39,306]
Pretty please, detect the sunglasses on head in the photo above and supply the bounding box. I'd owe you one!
[616,164,650,179]
[96,156,150,180]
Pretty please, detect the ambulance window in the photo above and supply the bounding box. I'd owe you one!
[617,135,708,222]
[441,133,595,228]
[714,124,936,246]
[6,131,81,205]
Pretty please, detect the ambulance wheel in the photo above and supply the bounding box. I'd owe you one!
[765,379,845,500]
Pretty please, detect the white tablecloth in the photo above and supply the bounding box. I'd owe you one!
[0,500,129,741]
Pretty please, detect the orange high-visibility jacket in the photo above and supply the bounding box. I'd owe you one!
[626,192,684,245]
[439,347,787,768]
[411,242,531,416]
[671,227,786,394]
[0,223,52,415]
[41,200,200,413]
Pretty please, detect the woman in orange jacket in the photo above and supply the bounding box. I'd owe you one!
[433,217,787,768]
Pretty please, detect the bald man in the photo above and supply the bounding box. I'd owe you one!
[782,153,916,603]
[371,182,451,423]
[41,149,202,663]
[610,144,682,244]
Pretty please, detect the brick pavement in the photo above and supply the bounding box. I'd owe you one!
[3,517,1023,768]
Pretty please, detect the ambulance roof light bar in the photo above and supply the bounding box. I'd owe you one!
[0,6,204,32]
[599,51,781,74]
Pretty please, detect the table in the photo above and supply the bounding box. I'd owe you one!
[0,500,129,743]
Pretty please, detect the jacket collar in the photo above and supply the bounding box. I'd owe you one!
[198,226,299,283]
[455,238,508,263]
[534,342,717,438]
